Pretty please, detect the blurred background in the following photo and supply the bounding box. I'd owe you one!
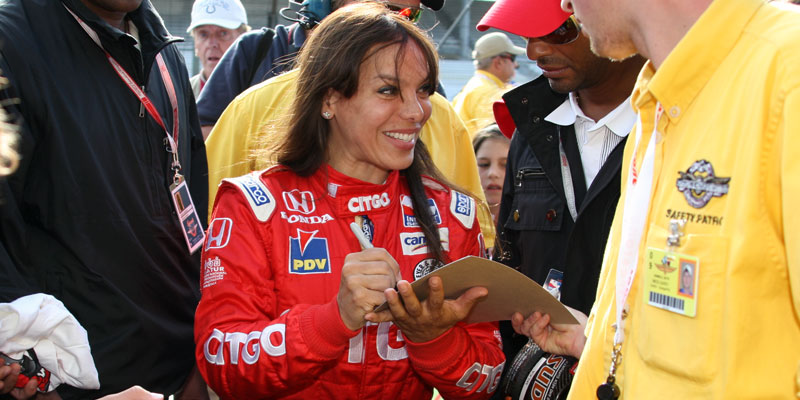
[152,0,541,99]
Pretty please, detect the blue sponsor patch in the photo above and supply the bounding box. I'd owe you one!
[289,229,331,274]
[453,192,472,216]
[242,175,271,207]
[401,195,442,227]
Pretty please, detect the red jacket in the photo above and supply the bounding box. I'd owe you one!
[195,166,505,399]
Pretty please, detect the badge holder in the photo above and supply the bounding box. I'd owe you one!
[170,170,205,254]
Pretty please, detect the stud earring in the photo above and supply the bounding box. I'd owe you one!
[322,111,332,119]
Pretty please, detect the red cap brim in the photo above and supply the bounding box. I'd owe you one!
[477,0,571,38]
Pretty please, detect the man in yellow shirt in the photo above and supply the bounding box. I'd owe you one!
[512,0,800,398]
[206,68,495,247]
[452,32,524,137]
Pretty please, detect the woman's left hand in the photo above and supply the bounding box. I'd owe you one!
[366,276,488,343]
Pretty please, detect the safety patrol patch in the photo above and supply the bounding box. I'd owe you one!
[413,258,443,280]
[223,173,276,222]
[289,229,331,274]
[450,191,475,229]
[675,160,730,209]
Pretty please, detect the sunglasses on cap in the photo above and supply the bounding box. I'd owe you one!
[497,53,516,62]
[384,3,423,23]
[536,15,581,45]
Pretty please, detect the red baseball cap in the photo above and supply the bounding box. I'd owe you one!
[477,0,571,38]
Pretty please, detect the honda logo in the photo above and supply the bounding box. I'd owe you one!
[282,190,316,214]
[206,218,233,250]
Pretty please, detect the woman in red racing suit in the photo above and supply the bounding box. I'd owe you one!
[194,3,505,399]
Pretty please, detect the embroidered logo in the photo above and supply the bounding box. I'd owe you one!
[282,190,316,214]
[400,228,449,256]
[401,195,442,227]
[206,218,233,250]
[413,258,443,280]
[288,229,331,274]
[675,159,730,208]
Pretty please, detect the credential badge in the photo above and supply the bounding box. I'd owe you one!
[675,160,730,208]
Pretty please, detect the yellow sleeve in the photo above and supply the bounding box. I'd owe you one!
[781,87,800,323]
[205,96,255,220]
[425,93,496,248]
[205,70,299,221]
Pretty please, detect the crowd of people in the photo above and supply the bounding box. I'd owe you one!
[0,0,798,399]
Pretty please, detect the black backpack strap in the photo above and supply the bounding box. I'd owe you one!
[247,28,275,86]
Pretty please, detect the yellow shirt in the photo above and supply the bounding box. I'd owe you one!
[206,68,496,247]
[569,0,800,398]
[451,70,510,137]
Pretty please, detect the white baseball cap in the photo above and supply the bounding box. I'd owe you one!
[186,0,248,33]
[471,32,526,60]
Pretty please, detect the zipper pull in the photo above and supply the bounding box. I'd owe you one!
[139,86,145,118]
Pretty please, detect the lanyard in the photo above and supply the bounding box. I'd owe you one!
[557,129,578,221]
[613,103,661,346]
[65,5,182,179]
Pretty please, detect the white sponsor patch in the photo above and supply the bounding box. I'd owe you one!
[223,173,276,222]
[400,228,449,255]
[450,190,475,229]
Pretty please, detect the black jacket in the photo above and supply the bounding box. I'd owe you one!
[0,0,207,397]
[494,76,626,364]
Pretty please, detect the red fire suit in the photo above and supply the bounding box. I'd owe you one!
[194,165,505,399]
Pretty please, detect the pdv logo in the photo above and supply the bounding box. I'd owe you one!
[289,229,331,274]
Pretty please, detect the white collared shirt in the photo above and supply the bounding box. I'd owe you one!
[545,92,636,188]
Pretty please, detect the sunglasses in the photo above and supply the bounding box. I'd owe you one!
[384,3,423,23]
[497,54,516,62]
[536,15,581,45]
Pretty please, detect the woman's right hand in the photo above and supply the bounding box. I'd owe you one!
[510,306,588,359]
[337,248,401,331]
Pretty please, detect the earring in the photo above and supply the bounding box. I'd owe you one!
[322,111,332,119]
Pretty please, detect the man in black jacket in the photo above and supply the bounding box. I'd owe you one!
[0,0,208,398]
[477,0,644,376]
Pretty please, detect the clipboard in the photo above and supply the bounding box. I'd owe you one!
[374,256,579,324]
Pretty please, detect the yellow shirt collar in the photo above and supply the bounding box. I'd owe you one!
[633,0,765,122]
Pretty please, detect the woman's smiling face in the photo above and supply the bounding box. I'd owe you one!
[324,41,433,184]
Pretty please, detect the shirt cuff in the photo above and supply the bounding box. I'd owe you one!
[404,325,465,370]
[299,299,360,359]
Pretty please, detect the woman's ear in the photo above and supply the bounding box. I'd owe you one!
[322,88,342,118]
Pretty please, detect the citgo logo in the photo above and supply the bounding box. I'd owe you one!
[288,229,330,274]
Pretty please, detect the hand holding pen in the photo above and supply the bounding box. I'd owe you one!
[335,222,402,330]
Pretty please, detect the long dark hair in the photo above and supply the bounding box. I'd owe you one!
[273,3,449,262]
